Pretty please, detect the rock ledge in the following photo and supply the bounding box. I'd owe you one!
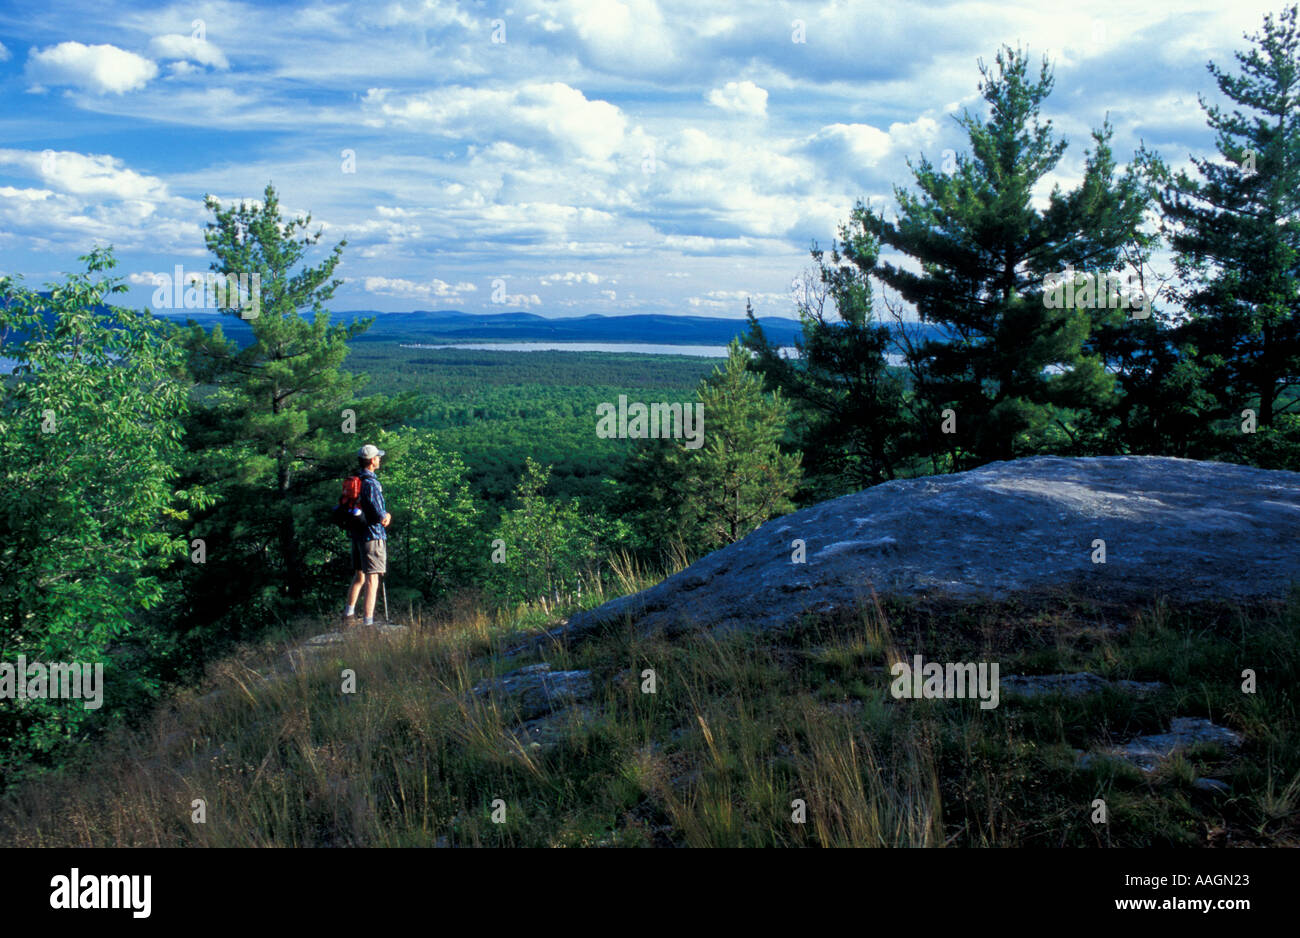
[566,456,1299,640]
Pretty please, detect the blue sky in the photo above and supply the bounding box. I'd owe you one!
[0,0,1285,318]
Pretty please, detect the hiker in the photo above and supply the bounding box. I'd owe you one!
[343,444,391,627]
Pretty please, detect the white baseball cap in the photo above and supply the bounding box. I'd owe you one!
[358,444,386,460]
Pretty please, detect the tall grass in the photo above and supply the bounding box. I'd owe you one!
[3,585,1297,847]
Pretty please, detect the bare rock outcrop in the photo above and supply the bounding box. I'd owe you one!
[1001,672,1165,698]
[1080,717,1243,773]
[472,663,594,720]
[563,456,1299,641]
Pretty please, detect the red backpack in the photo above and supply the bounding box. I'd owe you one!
[340,474,362,510]
[330,473,366,533]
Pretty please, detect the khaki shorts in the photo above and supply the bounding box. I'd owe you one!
[351,538,387,574]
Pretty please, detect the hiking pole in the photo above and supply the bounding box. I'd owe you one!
[382,573,389,624]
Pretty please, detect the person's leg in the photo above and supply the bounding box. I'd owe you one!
[345,539,365,622]
[346,569,365,609]
[363,572,379,622]
[359,540,387,624]
[372,540,387,623]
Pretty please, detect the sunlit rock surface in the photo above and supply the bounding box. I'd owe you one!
[566,456,1300,640]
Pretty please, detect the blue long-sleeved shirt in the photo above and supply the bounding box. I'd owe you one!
[355,468,387,542]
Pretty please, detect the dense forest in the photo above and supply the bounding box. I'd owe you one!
[1,9,1298,791]
[348,345,714,502]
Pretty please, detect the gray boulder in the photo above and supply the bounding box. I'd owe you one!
[280,623,409,672]
[1001,672,1165,698]
[301,623,408,649]
[1113,716,1243,771]
[473,663,594,720]
[564,456,1300,641]
[1083,717,1243,773]
[1193,777,1231,794]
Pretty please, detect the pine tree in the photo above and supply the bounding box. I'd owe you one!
[867,46,1152,469]
[181,184,413,627]
[684,340,802,549]
[1158,5,1300,436]
[742,222,908,496]
[618,434,700,558]
[622,342,802,554]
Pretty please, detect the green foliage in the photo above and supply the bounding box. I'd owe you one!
[688,341,802,548]
[743,229,908,496]
[617,435,699,557]
[178,184,417,640]
[348,345,716,398]
[1158,4,1300,436]
[867,46,1153,469]
[348,345,712,506]
[0,249,192,778]
[625,341,801,553]
[381,429,484,600]
[487,458,628,604]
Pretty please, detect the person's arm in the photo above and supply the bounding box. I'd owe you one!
[360,477,386,524]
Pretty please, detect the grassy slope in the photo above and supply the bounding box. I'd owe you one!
[4,575,1298,848]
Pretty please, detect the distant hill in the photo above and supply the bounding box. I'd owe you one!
[152,308,950,348]
[354,309,808,345]
[4,297,949,352]
[152,308,809,345]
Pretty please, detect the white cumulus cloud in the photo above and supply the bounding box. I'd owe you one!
[554,0,678,75]
[804,123,893,167]
[362,82,628,162]
[149,34,229,69]
[706,80,768,117]
[541,271,602,285]
[500,293,543,307]
[25,42,158,94]
[363,276,477,300]
[0,148,170,200]
[803,116,940,171]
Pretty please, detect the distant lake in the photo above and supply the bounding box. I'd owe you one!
[1,345,910,371]
[397,342,911,366]
[400,341,800,358]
